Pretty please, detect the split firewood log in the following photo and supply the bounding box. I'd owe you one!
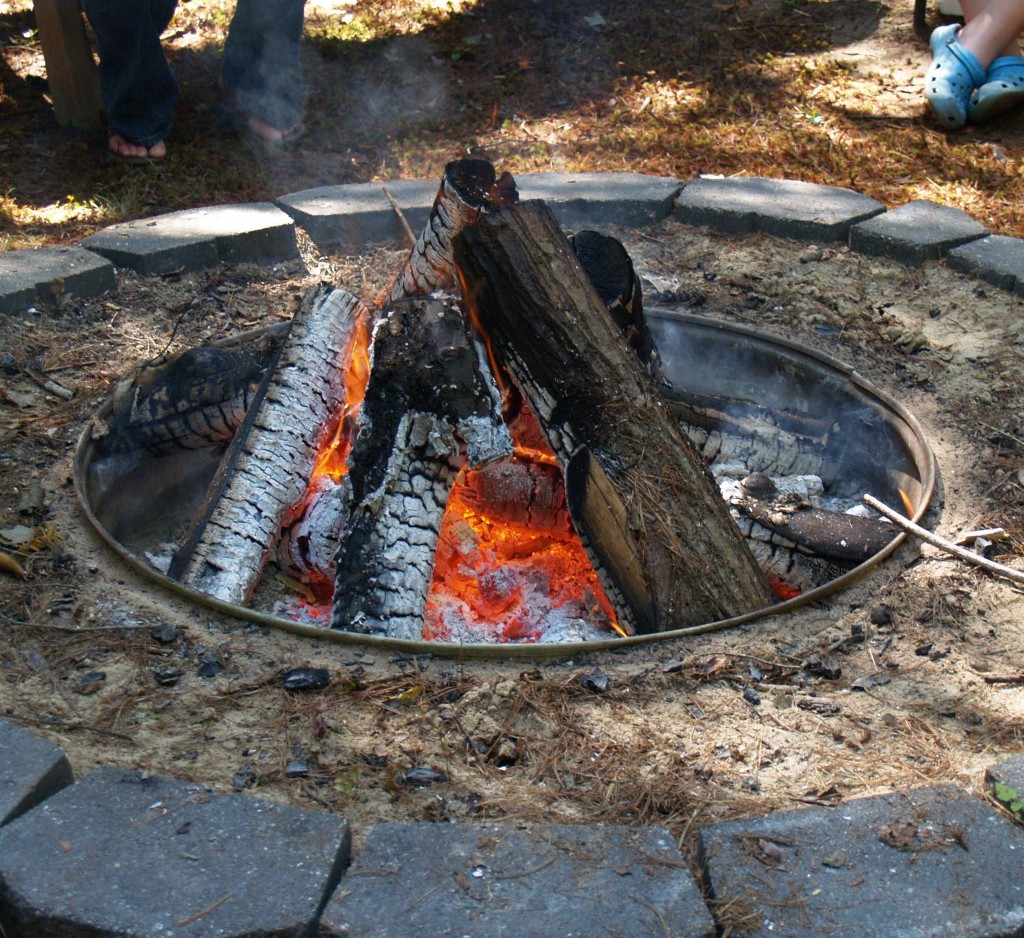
[375,158,519,308]
[453,200,775,633]
[332,296,512,640]
[170,285,368,605]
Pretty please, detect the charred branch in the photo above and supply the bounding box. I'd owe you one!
[453,200,774,633]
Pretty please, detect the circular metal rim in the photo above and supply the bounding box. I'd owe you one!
[73,310,937,660]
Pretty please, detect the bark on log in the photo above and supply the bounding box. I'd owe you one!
[172,284,367,604]
[375,158,519,308]
[453,201,774,632]
[332,297,512,640]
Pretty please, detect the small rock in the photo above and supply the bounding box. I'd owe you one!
[282,667,330,691]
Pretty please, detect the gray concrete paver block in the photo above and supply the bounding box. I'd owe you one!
[0,721,73,827]
[849,199,989,265]
[946,234,1024,296]
[516,172,681,229]
[987,755,1024,825]
[0,765,350,937]
[320,821,715,938]
[81,203,299,275]
[277,179,439,251]
[673,176,885,241]
[699,785,1024,937]
[0,246,115,315]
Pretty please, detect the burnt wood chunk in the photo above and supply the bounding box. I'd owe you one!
[104,343,276,455]
[332,297,512,640]
[173,285,367,604]
[453,201,774,633]
[569,230,660,379]
[376,158,519,307]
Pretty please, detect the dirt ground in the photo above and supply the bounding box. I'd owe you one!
[2,215,1023,887]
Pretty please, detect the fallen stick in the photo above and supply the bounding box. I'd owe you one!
[863,494,1024,586]
[24,363,73,400]
[382,185,417,247]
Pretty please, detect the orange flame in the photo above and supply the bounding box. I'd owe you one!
[313,311,371,481]
[455,265,506,396]
[898,488,915,517]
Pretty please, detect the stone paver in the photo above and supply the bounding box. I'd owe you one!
[699,784,1024,937]
[0,246,115,315]
[320,821,715,937]
[849,199,989,265]
[0,765,350,937]
[946,234,1024,296]
[277,179,438,251]
[0,721,73,827]
[673,176,885,241]
[987,755,1024,825]
[517,172,680,229]
[81,202,299,275]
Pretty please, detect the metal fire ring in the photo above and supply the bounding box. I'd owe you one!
[73,310,937,660]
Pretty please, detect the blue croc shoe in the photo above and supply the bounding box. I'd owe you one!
[926,25,986,129]
[969,55,1024,123]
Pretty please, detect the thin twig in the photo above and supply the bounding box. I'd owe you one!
[175,893,230,927]
[382,186,417,248]
[493,855,557,880]
[630,894,671,938]
[23,365,73,400]
[864,494,1024,586]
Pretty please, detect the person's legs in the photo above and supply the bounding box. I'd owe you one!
[221,0,306,141]
[82,0,179,156]
[957,0,1024,122]
[957,0,1024,62]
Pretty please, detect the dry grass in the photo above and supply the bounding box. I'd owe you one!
[2,0,1024,254]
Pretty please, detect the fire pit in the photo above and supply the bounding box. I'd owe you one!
[74,303,935,657]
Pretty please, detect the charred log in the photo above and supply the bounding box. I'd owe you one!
[170,285,367,604]
[375,158,519,308]
[103,340,278,455]
[332,296,512,640]
[453,201,774,633]
[731,472,895,563]
[569,230,661,380]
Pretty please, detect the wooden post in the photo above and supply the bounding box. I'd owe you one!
[33,0,103,131]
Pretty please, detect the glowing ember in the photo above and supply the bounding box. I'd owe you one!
[423,463,623,643]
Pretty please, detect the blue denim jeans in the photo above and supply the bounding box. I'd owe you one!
[82,0,305,146]
[82,0,178,147]
[221,0,306,131]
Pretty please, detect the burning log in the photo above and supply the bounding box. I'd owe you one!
[169,285,368,604]
[453,201,774,633]
[375,158,519,308]
[332,296,512,640]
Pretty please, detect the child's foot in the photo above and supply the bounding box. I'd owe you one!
[109,134,166,161]
[925,26,985,129]
[969,56,1024,123]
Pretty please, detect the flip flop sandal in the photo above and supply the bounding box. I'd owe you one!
[925,27,985,129]
[969,55,1024,123]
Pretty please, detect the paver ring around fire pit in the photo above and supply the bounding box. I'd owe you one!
[73,306,936,659]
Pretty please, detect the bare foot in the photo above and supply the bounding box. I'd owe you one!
[109,134,166,160]
[246,116,286,144]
